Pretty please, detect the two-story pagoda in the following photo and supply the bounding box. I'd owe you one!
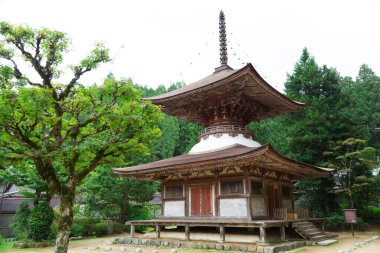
[114,11,332,244]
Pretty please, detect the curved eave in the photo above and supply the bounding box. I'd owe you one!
[144,64,304,124]
[148,64,304,108]
[113,144,331,180]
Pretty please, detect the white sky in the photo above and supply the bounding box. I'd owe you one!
[1,0,380,91]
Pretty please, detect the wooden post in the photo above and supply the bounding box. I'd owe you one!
[185,224,190,241]
[280,225,285,241]
[259,226,267,244]
[155,224,161,238]
[130,224,135,238]
[219,225,225,242]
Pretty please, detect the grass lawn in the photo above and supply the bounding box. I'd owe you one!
[0,241,14,251]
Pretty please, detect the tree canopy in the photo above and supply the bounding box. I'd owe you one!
[0,22,162,253]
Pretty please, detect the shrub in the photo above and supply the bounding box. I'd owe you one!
[70,216,96,237]
[10,201,31,240]
[28,202,54,241]
[325,212,345,230]
[112,222,125,234]
[364,206,380,224]
[325,212,364,231]
[94,222,108,236]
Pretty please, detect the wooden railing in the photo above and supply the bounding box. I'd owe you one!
[295,208,309,219]
[273,208,310,220]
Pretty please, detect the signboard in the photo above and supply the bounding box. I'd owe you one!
[343,209,357,224]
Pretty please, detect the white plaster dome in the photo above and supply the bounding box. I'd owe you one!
[189,125,261,154]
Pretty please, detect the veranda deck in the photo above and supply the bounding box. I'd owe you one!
[126,218,325,244]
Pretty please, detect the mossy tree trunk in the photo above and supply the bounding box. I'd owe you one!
[55,189,75,253]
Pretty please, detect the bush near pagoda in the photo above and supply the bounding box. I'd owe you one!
[0,22,162,253]
[28,202,55,241]
[10,201,31,240]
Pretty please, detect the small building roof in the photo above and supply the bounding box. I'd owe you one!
[146,64,304,126]
[0,197,59,214]
[113,144,332,180]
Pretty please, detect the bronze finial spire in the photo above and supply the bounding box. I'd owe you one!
[219,10,228,66]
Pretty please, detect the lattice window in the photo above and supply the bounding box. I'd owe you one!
[282,185,291,197]
[220,180,244,194]
[251,181,263,195]
[165,185,183,198]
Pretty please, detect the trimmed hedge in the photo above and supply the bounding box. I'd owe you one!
[28,202,54,241]
[10,201,31,240]
[94,222,108,236]
[363,206,380,224]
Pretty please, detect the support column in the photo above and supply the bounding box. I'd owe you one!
[219,225,225,242]
[280,225,286,241]
[259,226,267,244]
[155,224,161,239]
[185,224,190,241]
[130,224,135,237]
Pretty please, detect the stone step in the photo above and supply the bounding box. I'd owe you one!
[310,234,335,241]
[304,231,323,237]
[296,225,316,231]
[293,221,309,225]
[317,239,338,246]
[302,228,320,233]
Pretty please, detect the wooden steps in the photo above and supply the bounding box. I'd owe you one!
[292,221,336,241]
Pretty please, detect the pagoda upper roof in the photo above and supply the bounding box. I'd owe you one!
[113,144,332,180]
[147,64,304,126]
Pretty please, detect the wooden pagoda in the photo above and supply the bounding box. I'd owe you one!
[114,11,333,244]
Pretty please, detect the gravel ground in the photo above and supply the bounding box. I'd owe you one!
[4,230,380,253]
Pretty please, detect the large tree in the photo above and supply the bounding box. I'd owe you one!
[323,138,378,209]
[0,22,162,252]
[80,166,158,223]
[282,48,350,215]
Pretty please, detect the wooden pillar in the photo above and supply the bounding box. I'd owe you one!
[280,225,286,241]
[185,224,190,241]
[155,224,161,238]
[130,224,135,237]
[219,225,225,242]
[259,226,267,244]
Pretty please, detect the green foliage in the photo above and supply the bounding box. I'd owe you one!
[363,206,380,224]
[0,21,163,251]
[0,234,4,245]
[93,221,108,236]
[10,201,31,240]
[80,166,158,222]
[325,212,364,231]
[13,240,54,249]
[325,212,345,230]
[69,216,96,237]
[324,138,378,209]
[28,202,54,241]
[284,48,349,164]
[342,65,380,149]
[126,205,154,233]
[112,222,126,234]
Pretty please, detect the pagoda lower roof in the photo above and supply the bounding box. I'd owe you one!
[146,64,305,126]
[113,144,332,180]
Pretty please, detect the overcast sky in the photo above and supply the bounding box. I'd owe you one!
[1,0,380,91]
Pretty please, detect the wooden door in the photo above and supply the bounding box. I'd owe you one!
[191,186,213,216]
[267,184,279,217]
